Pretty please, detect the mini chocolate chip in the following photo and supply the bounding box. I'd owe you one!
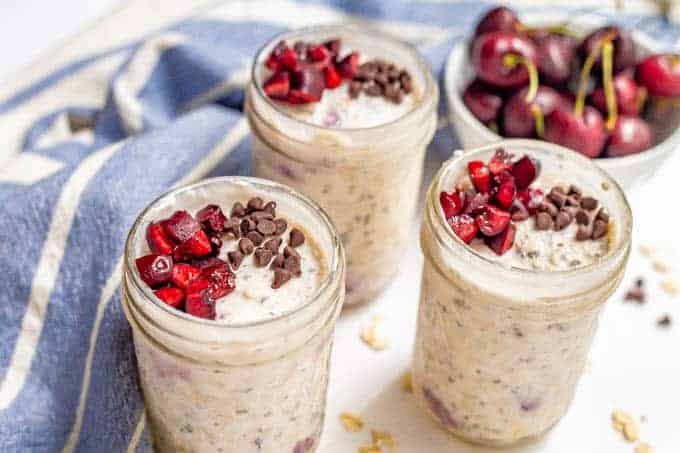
[580,196,598,211]
[388,89,404,104]
[575,210,589,225]
[566,195,581,207]
[364,80,382,96]
[552,186,566,194]
[596,208,609,223]
[264,237,282,252]
[636,277,644,288]
[375,72,389,87]
[538,201,558,217]
[387,67,401,82]
[284,255,302,277]
[548,188,567,208]
[263,201,276,216]
[535,212,553,230]
[231,202,246,218]
[239,238,254,255]
[274,218,288,235]
[250,211,274,221]
[568,185,582,197]
[272,268,292,289]
[254,247,273,267]
[270,253,285,269]
[284,245,300,259]
[399,71,412,93]
[247,197,264,212]
[223,218,241,239]
[576,224,592,241]
[591,219,608,239]
[349,80,362,99]
[246,231,264,246]
[228,251,244,270]
[657,314,672,327]
[554,210,572,231]
[510,200,529,221]
[289,228,305,247]
[240,217,256,235]
[256,219,277,235]
[625,288,645,303]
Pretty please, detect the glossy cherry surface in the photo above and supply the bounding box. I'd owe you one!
[502,85,569,137]
[471,31,537,88]
[605,115,654,157]
[544,106,606,158]
[463,80,504,123]
[474,6,521,37]
[579,26,635,74]
[590,70,646,116]
[636,54,680,98]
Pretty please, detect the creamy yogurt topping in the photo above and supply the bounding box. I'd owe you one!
[214,224,327,324]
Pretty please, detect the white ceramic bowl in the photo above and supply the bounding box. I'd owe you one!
[445,12,680,190]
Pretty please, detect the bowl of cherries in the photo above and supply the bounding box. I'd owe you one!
[446,6,680,190]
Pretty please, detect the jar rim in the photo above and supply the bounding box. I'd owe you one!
[428,139,633,280]
[124,176,344,330]
[250,24,437,134]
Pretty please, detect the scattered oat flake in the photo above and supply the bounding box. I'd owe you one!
[361,315,390,350]
[358,445,381,453]
[636,442,653,453]
[371,429,396,449]
[661,278,679,296]
[638,244,655,257]
[401,371,413,393]
[611,410,639,442]
[339,412,364,433]
[652,259,670,273]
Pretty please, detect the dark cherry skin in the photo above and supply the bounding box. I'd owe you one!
[589,70,645,116]
[533,33,578,86]
[544,106,606,158]
[502,85,569,137]
[579,26,635,74]
[463,79,504,123]
[471,31,537,88]
[474,6,521,37]
[636,54,680,98]
[605,115,654,157]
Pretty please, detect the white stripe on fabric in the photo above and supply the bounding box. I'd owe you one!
[199,0,452,49]
[0,154,66,185]
[113,33,187,135]
[62,118,249,452]
[127,411,147,453]
[0,141,125,410]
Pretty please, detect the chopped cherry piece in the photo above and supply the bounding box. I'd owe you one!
[201,263,236,300]
[636,54,680,98]
[484,223,516,255]
[337,52,359,78]
[487,149,513,175]
[511,155,540,189]
[439,191,465,219]
[185,278,216,320]
[308,45,331,65]
[135,254,173,288]
[265,41,288,71]
[468,161,491,193]
[278,47,298,71]
[494,177,516,210]
[196,204,227,234]
[173,230,212,261]
[323,65,342,89]
[324,39,341,56]
[146,223,175,255]
[171,263,201,289]
[289,68,325,103]
[510,199,530,221]
[448,214,478,244]
[263,71,290,99]
[517,187,544,214]
[476,205,511,236]
[161,210,201,243]
[189,256,228,270]
[154,287,185,309]
[464,192,490,216]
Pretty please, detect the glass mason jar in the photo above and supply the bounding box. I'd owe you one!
[412,140,632,447]
[246,25,438,306]
[121,177,345,453]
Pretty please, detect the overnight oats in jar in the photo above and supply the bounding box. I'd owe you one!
[412,139,632,446]
[121,177,344,452]
[246,26,438,305]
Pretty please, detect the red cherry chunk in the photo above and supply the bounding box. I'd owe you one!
[201,263,236,299]
[135,254,173,288]
[146,223,175,255]
[337,52,359,78]
[464,192,490,216]
[476,205,511,236]
[196,204,227,234]
[448,214,478,244]
[161,210,201,243]
[494,177,516,210]
[487,149,513,175]
[185,278,216,320]
[484,223,516,255]
[173,230,212,261]
[308,45,331,64]
[266,41,298,71]
[154,287,185,309]
[323,65,342,89]
[324,39,341,56]
[263,71,290,99]
[511,155,539,189]
[468,161,491,193]
[439,191,464,219]
[171,263,202,289]
[288,68,325,104]
[517,187,544,214]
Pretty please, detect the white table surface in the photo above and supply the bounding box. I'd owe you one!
[2,2,679,452]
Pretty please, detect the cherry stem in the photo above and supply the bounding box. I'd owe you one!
[517,23,580,38]
[502,54,539,103]
[531,104,545,138]
[602,41,618,130]
[574,39,603,118]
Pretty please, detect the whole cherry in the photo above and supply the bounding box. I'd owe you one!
[502,85,569,138]
[579,26,635,74]
[605,115,654,157]
[589,70,646,116]
[533,33,578,86]
[544,106,606,158]
[636,54,680,98]
[471,31,538,88]
[463,79,504,124]
[474,6,521,37]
